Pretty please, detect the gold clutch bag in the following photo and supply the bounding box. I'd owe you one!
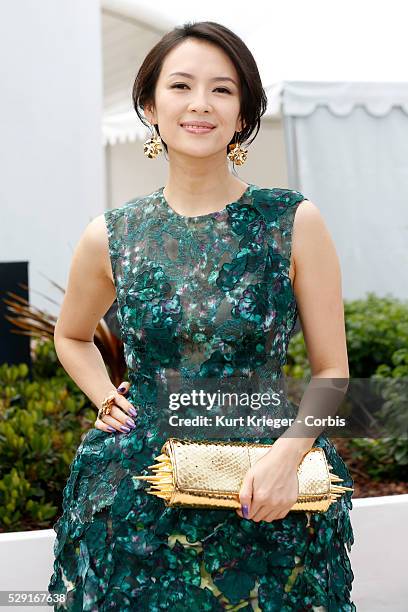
[133,437,353,512]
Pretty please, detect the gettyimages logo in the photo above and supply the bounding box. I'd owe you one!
[153,375,408,440]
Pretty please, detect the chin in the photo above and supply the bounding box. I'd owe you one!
[171,145,220,159]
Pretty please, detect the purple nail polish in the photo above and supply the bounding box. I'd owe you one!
[117,386,126,392]
[128,407,137,417]
[120,425,131,433]
[126,419,136,429]
[107,426,116,433]
[242,504,249,518]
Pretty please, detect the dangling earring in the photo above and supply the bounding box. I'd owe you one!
[143,124,163,159]
[227,133,248,166]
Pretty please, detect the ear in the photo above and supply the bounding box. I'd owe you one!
[236,115,246,133]
[144,102,157,125]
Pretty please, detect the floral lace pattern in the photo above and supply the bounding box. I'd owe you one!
[48,185,356,611]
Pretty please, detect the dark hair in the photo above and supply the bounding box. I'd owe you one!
[132,21,268,160]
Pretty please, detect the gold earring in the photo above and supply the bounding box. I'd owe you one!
[227,133,248,166]
[143,124,163,159]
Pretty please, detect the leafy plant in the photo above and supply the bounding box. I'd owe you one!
[3,279,127,387]
[0,348,95,532]
[344,293,408,378]
[285,293,408,482]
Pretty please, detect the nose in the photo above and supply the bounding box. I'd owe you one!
[187,90,212,114]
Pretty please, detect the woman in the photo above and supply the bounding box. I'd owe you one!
[48,20,355,611]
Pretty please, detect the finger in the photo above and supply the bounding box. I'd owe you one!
[95,389,136,433]
[99,412,135,433]
[113,391,138,418]
[263,509,279,523]
[94,417,117,434]
[261,503,288,523]
[251,504,271,522]
[104,405,136,430]
[236,506,253,520]
[117,381,131,395]
[247,496,266,521]
[239,473,254,519]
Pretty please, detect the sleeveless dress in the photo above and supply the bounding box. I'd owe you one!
[48,184,356,611]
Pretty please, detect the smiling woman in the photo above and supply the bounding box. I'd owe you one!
[142,41,246,171]
[48,20,356,612]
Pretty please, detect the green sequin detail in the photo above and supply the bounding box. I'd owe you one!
[48,185,355,610]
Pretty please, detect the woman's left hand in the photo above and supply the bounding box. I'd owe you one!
[236,438,307,522]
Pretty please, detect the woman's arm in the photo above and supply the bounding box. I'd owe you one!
[237,199,350,522]
[292,199,349,378]
[54,214,137,433]
[279,198,350,453]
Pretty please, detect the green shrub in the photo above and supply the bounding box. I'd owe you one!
[0,341,96,532]
[344,293,408,377]
[285,293,408,482]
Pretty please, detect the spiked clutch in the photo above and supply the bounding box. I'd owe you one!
[133,437,353,512]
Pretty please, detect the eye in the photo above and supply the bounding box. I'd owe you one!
[170,83,231,94]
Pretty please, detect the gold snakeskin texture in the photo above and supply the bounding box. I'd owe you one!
[134,438,352,511]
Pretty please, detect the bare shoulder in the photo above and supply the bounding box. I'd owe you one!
[81,213,113,284]
[294,198,324,226]
[293,199,331,246]
[291,199,337,276]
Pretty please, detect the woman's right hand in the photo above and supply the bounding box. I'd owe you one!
[94,381,137,434]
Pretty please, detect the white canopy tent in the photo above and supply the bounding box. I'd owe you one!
[101,0,408,142]
[101,0,408,301]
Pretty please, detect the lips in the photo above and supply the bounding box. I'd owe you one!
[180,121,215,128]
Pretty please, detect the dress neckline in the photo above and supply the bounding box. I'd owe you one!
[158,182,256,221]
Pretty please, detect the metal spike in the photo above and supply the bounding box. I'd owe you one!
[150,466,173,473]
[149,480,173,486]
[154,454,169,462]
[149,470,168,476]
[142,476,160,484]
[145,478,169,485]
[147,487,171,496]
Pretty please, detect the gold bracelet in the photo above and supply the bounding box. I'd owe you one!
[97,391,116,420]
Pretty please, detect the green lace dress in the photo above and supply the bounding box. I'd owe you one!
[48,184,356,611]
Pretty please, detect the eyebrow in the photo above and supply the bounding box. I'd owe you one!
[167,71,238,86]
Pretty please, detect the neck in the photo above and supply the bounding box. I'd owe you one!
[162,158,248,216]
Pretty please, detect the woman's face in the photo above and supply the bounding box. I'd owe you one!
[144,38,244,160]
